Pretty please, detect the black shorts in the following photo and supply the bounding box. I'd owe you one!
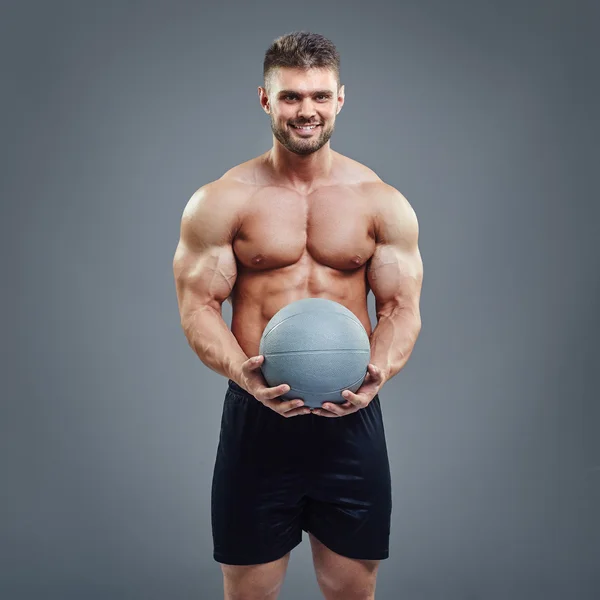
[211,379,392,566]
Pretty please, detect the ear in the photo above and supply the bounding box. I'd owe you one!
[258,86,271,114]
[336,84,345,114]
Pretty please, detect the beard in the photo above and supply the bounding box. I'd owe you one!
[270,116,335,156]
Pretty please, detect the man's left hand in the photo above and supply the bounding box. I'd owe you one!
[312,364,387,418]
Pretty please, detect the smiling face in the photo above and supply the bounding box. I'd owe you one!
[259,67,345,156]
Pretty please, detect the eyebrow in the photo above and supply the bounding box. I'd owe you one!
[278,90,334,97]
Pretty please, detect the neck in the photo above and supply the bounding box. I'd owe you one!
[267,138,334,192]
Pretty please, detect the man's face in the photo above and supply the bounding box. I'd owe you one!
[260,67,345,156]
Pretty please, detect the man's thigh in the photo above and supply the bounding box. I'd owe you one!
[304,394,392,561]
[212,381,312,565]
[220,552,291,600]
[309,533,380,600]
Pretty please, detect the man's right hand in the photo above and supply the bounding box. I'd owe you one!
[239,355,311,418]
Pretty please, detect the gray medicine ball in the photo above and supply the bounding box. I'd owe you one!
[259,297,370,408]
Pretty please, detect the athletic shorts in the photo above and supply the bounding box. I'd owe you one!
[211,379,392,566]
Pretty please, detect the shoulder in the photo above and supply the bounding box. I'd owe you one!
[186,154,264,209]
[334,152,382,185]
[180,154,271,237]
[363,182,419,245]
[366,181,412,210]
[183,157,263,216]
[220,154,266,184]
[179,178,252,246]
[332,153,418,239]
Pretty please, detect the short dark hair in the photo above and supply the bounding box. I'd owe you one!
[263,32,341,91]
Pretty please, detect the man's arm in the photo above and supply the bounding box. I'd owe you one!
[367,186,423,384]
[172,181,249,386]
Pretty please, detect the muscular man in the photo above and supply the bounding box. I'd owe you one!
[173,32,423,600]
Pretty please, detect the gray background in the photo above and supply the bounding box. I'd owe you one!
[1,0,598,598]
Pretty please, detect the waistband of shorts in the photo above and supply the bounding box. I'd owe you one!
[227,379,250,397]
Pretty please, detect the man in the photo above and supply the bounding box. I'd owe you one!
[173,32,423,600]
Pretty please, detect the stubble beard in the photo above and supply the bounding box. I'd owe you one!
[270,116,335,156]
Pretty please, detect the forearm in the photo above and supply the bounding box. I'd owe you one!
[369,307,421,383]
[180,305,248,387]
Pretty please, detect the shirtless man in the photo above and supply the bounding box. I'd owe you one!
[173,32,423,600]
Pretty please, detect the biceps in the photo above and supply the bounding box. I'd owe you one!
[173,242,238,317]
[367,244,423,315]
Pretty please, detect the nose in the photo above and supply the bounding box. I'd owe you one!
[297,98,316,120]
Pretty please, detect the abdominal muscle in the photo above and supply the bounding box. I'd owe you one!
[228,254,373,360]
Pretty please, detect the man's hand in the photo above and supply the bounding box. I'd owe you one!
[312,364,387,418]
[239,355,311,418]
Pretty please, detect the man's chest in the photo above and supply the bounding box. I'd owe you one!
[233,186,377,271]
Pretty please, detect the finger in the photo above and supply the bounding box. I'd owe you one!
[312,402,358,417]
[368,364,385,382]
[340,390,369,408]
[262,397,304,413]
[311,406,351,417]
[245,355,264,371]
[257,383,291,402]
[311,407,338,417]
[280,398,305,413]
[281,406,311,418]
[321,402,360,416]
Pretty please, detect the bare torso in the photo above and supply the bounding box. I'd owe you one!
[222,151,383,358]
